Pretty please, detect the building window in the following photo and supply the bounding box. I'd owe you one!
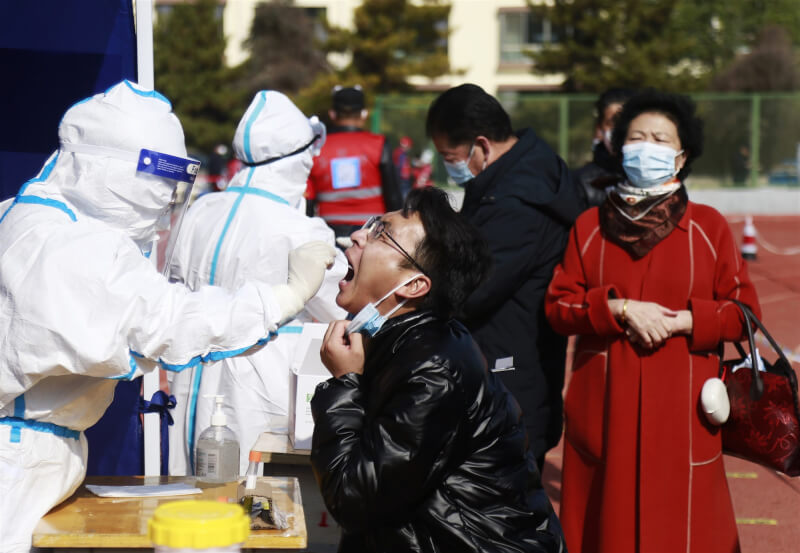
[499,9,558,64]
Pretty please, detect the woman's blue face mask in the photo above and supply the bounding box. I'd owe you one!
[443,144,475,185]
[622,142,684,188]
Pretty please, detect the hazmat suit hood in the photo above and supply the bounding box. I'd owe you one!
[229,90,319,210]
[24,80,189,250]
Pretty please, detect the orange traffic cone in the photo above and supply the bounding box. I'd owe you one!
[741,215,757,261]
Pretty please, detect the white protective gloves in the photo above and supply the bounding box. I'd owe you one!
[273,241,337,323]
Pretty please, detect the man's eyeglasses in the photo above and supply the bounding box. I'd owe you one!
[361,216,426,274]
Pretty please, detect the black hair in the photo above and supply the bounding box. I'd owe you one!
[331,86,365,118]
[425,83,513,146]
[401,187,491,319]
[611,89,704,181]
[594,87,636,127]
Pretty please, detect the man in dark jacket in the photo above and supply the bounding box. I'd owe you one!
[571,87,635,209]
[311,187,565,553]
[427,84,583,470]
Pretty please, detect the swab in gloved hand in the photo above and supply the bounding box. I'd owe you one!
[272,241,336,323]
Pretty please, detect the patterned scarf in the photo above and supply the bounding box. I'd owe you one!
[599,184,688,259]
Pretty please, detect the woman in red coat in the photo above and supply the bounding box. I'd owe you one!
[545,90,760,553]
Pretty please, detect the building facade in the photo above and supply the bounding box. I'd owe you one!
[221,0,563,95]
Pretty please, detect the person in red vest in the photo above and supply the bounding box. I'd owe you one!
[307,85,402,238]
[393,135,414,200]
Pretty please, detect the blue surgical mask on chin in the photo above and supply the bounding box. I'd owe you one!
[443,144,476,185]
[346,273,423,336]
[622,142,684,188]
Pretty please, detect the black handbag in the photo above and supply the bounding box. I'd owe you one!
[718,300,800,476]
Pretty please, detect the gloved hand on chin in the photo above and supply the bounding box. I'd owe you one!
[272,241,336,323]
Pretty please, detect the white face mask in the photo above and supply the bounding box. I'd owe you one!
[602,129,613,153]
[622,142,684,188]
[346,273,423,336]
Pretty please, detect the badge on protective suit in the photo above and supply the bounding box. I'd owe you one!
[331,156,361,189]
[137,149,201,184]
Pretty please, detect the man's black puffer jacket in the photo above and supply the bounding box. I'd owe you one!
[310,311,566,553]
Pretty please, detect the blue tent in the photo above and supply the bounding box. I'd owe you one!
[0,0,171,475]
[0,0,137,201]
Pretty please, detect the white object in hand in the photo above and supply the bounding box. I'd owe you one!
[273,241,336,322]
[701,377,730,425]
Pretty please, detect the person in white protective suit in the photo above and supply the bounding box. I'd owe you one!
[0,80,335,553]
[167,90,348,476]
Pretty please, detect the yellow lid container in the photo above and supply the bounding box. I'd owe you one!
[148,500,250,549]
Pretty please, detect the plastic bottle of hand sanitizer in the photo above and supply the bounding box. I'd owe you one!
[195,395,240,483]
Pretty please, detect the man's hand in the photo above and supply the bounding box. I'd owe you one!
[320,320,365,378]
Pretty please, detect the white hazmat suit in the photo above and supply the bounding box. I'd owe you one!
[168,90,347,476]
[0,81,334,553]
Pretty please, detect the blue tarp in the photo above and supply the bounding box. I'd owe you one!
[0,0,161,476]
[0,0,137,201]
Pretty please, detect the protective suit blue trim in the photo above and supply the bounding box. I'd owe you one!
[22,151,60,193]
[0,152,62,226]
[242,91,267,163]
[119,80,171,107]
[14,395,25,418]
[225,186,290,206]
[1,417,80,441]
[209,169,254,286]
[108,353,140,381]
[9,395,25,442]
[0,203,14,226]
[0,151,65,223]
[277,325,302,334]
[15,196,77,221]
[127,331,276,375]
[182,329,278,469]
[187,365,203,470]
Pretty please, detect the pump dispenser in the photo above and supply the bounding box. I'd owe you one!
[195,395,240,483]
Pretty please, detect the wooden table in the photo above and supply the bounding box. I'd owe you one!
[250,432,310,466]
[32,476,307,549]
[249,433,341,551]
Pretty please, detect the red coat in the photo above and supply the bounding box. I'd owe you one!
[545,201,760,553]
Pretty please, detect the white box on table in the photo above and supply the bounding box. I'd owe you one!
[289,323,330,451]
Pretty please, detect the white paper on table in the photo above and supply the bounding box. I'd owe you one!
[85,483,203,497]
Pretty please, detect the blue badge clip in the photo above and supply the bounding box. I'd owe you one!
[137,149,201,184]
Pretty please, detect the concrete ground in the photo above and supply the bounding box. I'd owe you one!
[542,214,800,553]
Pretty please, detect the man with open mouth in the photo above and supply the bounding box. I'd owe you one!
[309,187,566,553]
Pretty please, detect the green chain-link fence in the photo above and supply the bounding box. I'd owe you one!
[371,92,800,189]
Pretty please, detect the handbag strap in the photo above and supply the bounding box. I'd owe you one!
[731,299,798,391]
[729,300,764,401]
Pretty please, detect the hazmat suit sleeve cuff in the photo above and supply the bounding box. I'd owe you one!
[688,297,722,351]
[586,285,624,336]
[255,282,286,332]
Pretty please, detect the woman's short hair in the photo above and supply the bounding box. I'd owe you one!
[401,187,491,319]
[611,89,704,181]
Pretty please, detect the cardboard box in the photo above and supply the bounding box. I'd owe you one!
[288,323,330,451]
